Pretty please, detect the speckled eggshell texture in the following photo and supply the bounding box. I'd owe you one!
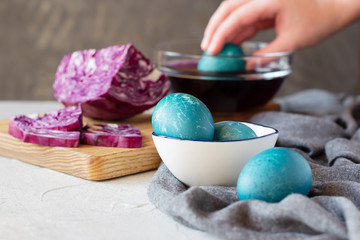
[152,93,215,141]
[213,121,257,141]
[237,147,313,202]
[197,42,245,72]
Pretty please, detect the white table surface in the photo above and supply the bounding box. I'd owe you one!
[0,101,219,240]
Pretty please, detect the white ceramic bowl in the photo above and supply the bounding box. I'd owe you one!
[152,122,279,186]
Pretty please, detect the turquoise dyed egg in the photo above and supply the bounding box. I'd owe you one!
[213,121,257,141]
[197,42,245,72]
[237,147,313,202]
[152,93,214,141]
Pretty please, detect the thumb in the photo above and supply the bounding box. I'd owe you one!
[245,37,294,71]
[253,36,295,55]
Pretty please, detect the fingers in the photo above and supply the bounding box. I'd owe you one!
[201,0,249,52]
[229,26,257,44]
[204,0,270,55]
[228,19,274,45]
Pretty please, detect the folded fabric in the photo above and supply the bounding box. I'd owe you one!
[250,111,346,157]
[147,89,360,240]
[274,88,349,115]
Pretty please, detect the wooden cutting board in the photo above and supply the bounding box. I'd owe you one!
[0,102,279,181]
[0,114,160,181]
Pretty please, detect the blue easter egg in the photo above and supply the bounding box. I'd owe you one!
[152,93,215,141]
[237,147,313,202]
[197,42,245,72]
[213,121,257,141]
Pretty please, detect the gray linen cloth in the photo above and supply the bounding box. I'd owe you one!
[147,89,360,240]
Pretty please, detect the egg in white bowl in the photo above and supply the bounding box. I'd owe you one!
[152,122,279,186]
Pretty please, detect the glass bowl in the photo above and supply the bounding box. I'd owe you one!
[154,40,293,113]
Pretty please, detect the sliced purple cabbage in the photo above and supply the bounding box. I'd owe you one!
[8,121,80,147]
[8,105,82,147]
[81,123,142,148]
[33,105,82,131]
[53,44,170,120]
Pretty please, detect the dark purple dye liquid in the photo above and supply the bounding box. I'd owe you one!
[163,60,287,112]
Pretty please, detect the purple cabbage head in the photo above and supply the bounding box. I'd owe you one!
[53,44,170,120]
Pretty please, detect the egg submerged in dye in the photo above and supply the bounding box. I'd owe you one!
[197,42,246,72]
[237,147,313,203]
[152,93,215,141]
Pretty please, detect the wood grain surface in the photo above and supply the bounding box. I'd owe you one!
[0,114,161,181]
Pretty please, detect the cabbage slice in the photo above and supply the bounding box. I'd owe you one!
[8,105,82,147]
[8,105,143,148]
[81,123,142,148]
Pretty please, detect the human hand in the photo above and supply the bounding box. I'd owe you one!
[201,0,360,55]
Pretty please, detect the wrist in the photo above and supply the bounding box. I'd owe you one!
[354,0,360,21]
[334,0,360,25]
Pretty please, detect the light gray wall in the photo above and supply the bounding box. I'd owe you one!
[264,23,360,96]
[0,0,358,100]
